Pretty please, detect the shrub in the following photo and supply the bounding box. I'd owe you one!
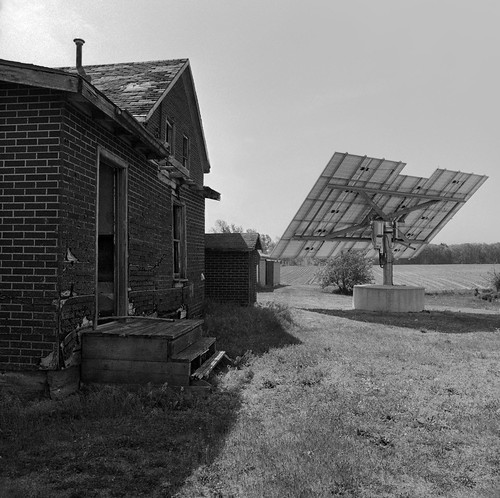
[487,268,500,292]
[316,251,374,295]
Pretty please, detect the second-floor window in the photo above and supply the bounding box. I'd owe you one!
[173,203,186,279]
[182,134,190,168]
[165,118,174,152]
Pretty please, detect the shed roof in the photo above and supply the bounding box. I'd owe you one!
[205,233,263,252]
[61,59,188,121]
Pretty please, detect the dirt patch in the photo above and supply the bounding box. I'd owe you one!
[258,285,352,310]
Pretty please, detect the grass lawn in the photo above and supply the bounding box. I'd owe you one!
[1,293,499,497]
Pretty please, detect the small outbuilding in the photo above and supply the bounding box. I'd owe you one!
[257,254,280,288]
[204,233,262,306]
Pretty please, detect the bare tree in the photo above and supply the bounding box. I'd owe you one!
[211,219,277,254]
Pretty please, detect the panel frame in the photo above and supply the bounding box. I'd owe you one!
[270,152,488,261]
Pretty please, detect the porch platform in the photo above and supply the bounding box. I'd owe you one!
[81,318,224,386]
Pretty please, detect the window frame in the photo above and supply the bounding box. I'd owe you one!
[172,201,187,280]
[165,118,175,153]
[182,134,190,168]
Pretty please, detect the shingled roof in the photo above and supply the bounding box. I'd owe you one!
[205,233,263,252]
[62,59,188,121]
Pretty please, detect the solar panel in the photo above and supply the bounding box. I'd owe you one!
[271,152,488,262]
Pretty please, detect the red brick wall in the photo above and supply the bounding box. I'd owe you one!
[204,250,259,306]
[0,83,62,369]
[0,79,208,370]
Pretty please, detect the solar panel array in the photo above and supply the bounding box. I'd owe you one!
[270,152,488,261]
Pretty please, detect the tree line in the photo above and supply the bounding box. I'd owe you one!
[398,242,500,265]
[210,220,500,264]
[281,242,500,266]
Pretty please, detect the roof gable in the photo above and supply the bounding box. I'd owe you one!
[60,59,211,173]
[205,233,263,252]
[61,59,188,121]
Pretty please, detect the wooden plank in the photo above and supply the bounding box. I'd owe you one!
[171,337,215,362]
[122,323,165,336]
[82,358,188,375]
[97,320,160,334]
[90,319,203,339]
[82,335,170,361]
[191,351,226,380]
[170,326,202,356]
[165,320,204,339]
[81,358,189,386]
[0,63,79,93]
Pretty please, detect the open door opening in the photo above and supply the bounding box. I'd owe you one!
[96,155,127,323]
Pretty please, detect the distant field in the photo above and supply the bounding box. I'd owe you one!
[280,264,500,292]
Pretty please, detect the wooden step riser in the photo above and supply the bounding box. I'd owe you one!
[170,325,203,356]
[83,335,169,362]
[81,358,191,386]
[81,348,216,386]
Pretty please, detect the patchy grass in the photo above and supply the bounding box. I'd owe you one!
[2,297,499,497]
[177,292,500,497]
[426,290,500,311]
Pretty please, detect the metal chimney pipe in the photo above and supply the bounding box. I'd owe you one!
[73,38,91,82]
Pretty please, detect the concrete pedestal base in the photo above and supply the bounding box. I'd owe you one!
[353,285,425,312]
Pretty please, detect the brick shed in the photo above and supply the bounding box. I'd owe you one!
[0,43,221,392]
[205,233,262,306]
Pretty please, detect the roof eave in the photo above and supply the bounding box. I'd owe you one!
[0,58,170,161]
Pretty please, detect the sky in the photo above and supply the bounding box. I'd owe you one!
[1,0,498,244]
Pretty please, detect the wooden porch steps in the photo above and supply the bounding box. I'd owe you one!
[81,318,225,387]
[172,336,215,362]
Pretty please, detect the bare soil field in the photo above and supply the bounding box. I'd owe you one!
[281,264,500,292]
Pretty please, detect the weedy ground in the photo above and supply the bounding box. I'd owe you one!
[1,291,499,497]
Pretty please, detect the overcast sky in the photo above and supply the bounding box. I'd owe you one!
[1,0,498,244]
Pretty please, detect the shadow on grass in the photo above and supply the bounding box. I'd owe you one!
[1,302,305,497]
[0,383,243,497]
[257,284,290,293]
[204,301,302,358]
[305,308,500,334]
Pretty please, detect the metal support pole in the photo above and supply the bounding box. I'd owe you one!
[382,223,394,286]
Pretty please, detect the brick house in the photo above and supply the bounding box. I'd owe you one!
[0,44,220,388]
[205,233,262,305]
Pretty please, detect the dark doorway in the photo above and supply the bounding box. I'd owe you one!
[96,155,127,321]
